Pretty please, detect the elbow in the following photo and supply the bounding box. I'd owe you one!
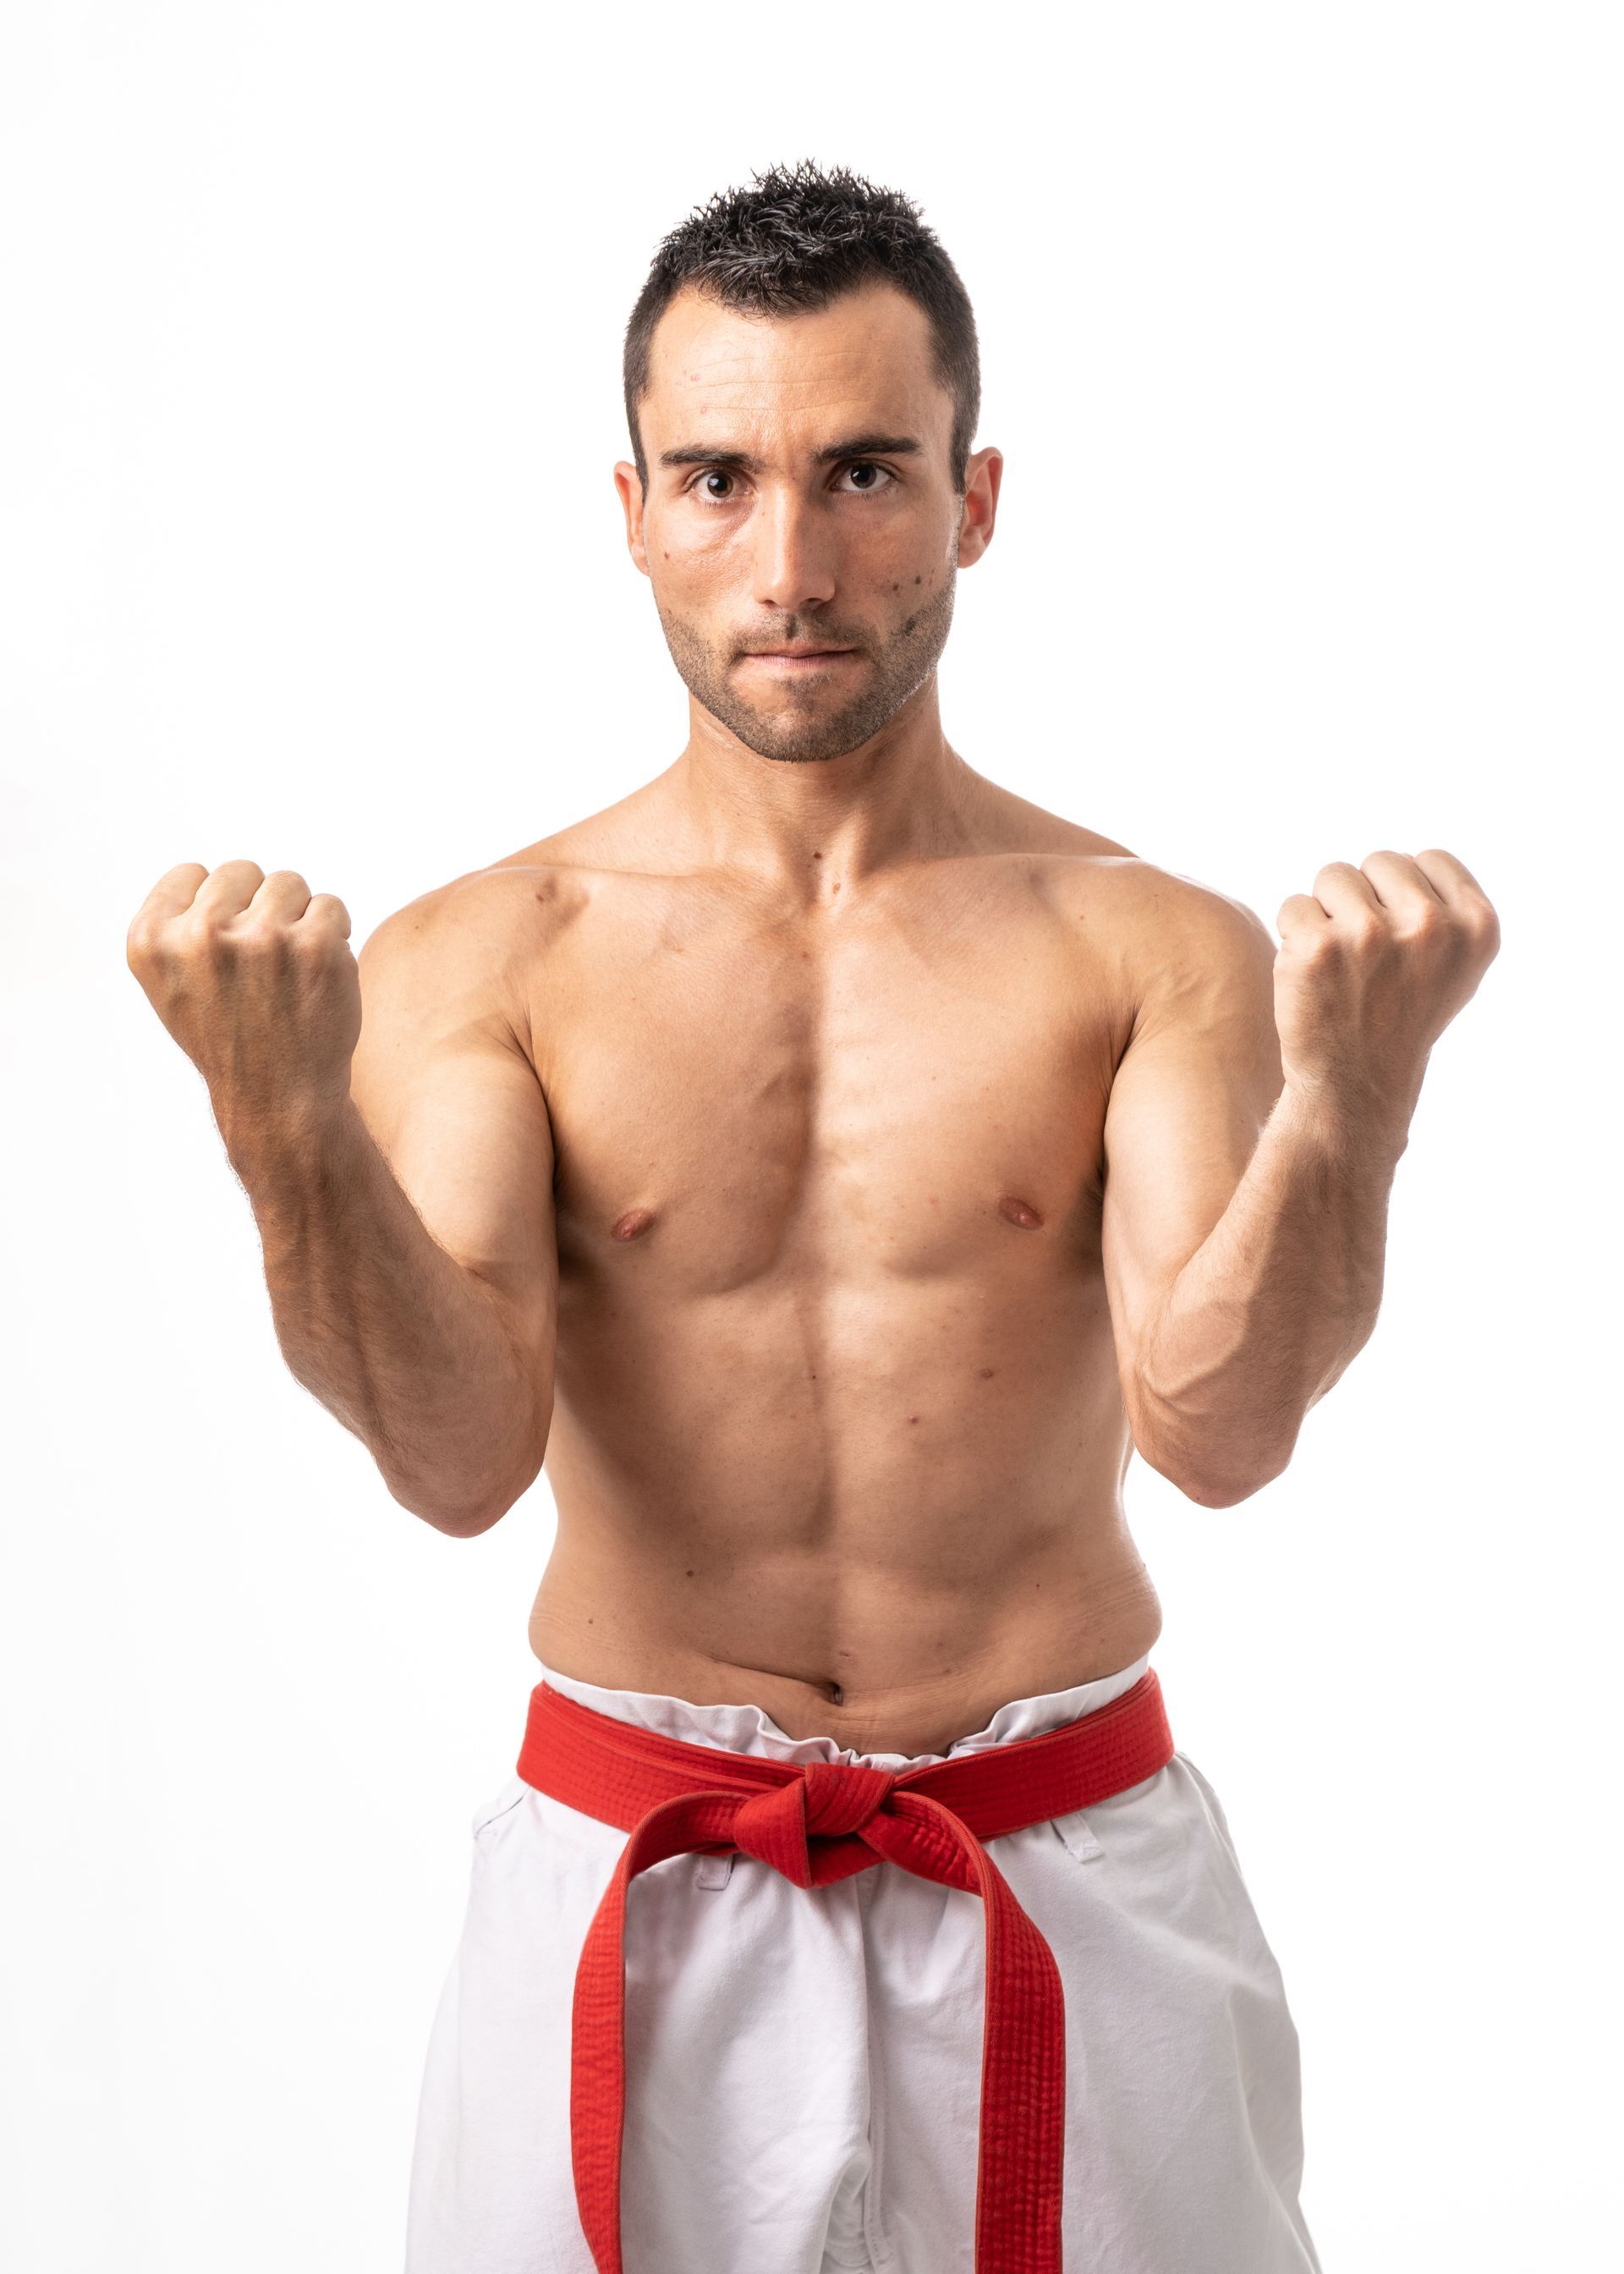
[453,1433,551,1538]
[1130,1402,1294,1509]
[409,1473,537,1540]
[1175,1463,1283,1510]
[389,1479,514,1539]
[426,1495,511,1541]
[1178,1434,1295,1507]
[387,1404,551,1541]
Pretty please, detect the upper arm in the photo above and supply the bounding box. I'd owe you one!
[348,879,558,1390]
[1100,876,1283,1414]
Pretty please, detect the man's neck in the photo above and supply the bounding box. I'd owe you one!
[659,683,987,900]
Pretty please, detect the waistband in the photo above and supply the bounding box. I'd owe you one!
[529,1651,1154,1773]
[518,1664,1174,2274]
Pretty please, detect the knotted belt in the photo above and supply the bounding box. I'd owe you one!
[516,1666,1173,2274]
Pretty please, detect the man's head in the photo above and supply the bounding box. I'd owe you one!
[616,162,1001,765]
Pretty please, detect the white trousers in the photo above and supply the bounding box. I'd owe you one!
[405,1653,1323,2273]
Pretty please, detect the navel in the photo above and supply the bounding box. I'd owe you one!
[610,1206,656,1241]
[997,1195,1045,1229]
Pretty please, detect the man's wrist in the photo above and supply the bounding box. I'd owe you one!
[220,1090,363,1200]
[1274,1079,1411,1177]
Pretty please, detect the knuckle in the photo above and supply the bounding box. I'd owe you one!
[184,902,228,944]
[238,915,292,953]
[193,907,257,958]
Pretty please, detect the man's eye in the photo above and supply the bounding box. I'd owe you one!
[688,463,895,502]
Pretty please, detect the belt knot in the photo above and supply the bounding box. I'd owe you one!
[731,1760,898,1887]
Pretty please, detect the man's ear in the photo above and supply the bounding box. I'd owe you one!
[614,461,650,578]
[956,445,1003,569]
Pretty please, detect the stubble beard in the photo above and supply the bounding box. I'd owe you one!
[656,575,957,763]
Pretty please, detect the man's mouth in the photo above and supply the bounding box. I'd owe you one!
[740,645,858,670]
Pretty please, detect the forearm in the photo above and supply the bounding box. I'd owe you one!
[1133,1089,1406,1503]
[227,1101,548,1533]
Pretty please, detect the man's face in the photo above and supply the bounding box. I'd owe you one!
[615,282,1001,763]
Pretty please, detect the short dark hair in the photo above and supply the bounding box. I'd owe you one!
[623,160,980,496]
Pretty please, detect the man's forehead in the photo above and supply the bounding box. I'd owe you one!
[643,282,945,445]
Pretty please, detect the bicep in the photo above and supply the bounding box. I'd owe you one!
[1100,891,1283,1397]
[348,894,557,1373]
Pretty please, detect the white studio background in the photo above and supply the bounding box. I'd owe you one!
[2,6,1618,2270]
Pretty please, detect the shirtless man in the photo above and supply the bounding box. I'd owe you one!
[128,163,1499,2274]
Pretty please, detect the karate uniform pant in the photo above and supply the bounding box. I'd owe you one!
[404,1653,1323,2273]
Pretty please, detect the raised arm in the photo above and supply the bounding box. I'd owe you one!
[1100,879,1295,1505]
[1100,852,1499,1507]
[128,860,557,1535]
[338,876,558,1530]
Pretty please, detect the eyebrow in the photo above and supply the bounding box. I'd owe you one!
[657,432,924,472]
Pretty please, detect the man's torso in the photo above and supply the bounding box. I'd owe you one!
[406,776,1201,1755]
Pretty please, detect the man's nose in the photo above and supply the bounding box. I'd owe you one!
[752,486,837,613]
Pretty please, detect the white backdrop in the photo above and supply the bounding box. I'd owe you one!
[3,5,1618,2268]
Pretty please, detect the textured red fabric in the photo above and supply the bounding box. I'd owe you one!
[515,1667,1174,2274]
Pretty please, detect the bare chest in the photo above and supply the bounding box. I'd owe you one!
[533,881,1127,1293]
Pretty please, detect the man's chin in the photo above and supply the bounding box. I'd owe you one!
[719,706,869,763]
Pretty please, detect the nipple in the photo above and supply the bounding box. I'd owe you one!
[997,1195,1045,1229]
[611,1206,656,1241]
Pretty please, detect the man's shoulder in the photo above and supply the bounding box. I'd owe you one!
[354,792,678,1052]
[359,805,631,966]
[1062,853,1273,939]
[394,783,689,935]
[1020,840,1277,1057]
[1021,832,1273,953]
[965,784,1267,946]
[354,857,599,1057]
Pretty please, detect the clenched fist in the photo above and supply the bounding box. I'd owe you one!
[126,860,362,1165]
[1275,848,1501,1148]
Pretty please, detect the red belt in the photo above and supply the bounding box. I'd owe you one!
[516,1667,1174,2274]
